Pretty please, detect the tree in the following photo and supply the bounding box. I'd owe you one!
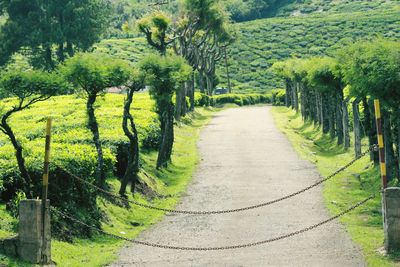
[339,39,400,180]
[140,54,191,168]
[119,68,146,196]
[0,70,67,197]
[61,53,131,187]
[137,11,172,56]
[0,0,111,69]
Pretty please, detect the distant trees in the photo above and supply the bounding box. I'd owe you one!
[0,0,111,69]
[272,39,400,182]
[62,53,131,188]
[0,71,67,197]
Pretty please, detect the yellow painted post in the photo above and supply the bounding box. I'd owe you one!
[374,99,387,189]
[41,118,52,263]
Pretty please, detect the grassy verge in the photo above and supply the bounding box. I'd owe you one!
[271,106,399,267]
[0,105,214,267]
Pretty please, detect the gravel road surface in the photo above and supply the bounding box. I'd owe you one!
[111,106,365,267]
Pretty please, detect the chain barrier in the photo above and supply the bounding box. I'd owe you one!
[54,145,377,215]
[51,193,375,250]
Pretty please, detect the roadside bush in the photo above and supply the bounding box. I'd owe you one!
[271,89,286,106]
[194,93,272,107]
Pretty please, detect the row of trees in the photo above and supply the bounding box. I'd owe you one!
[272,39,400,181]
[0,0,230,199]
[0,53,190,198]
[136,0,234,121]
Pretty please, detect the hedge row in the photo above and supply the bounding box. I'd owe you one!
[194,91,285,107]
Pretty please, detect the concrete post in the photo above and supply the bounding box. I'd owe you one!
[18,199,51,264]
[383,187,400,253]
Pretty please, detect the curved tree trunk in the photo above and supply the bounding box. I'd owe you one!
[119,89,140,196]
[87,93,105,188]
[1,111,32,197]
[352,98,362,158]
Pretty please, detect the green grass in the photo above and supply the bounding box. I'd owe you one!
[0,93,215,266]
[271,106,400,267]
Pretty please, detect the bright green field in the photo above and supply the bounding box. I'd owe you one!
[271,107,400,267]
[0,93,214,266]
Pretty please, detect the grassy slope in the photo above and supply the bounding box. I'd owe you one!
[271,107,400,267]
[96,7,400,94]
[0,93,214,266]
[222,8,400,92]
[275,0,399,17]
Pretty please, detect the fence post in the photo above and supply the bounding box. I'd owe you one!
[41,117,52,263]
[374,99,387,189]
[375,99,400,252]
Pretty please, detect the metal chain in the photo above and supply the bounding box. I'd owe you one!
[51,194,375,251]
[54,145,376,215]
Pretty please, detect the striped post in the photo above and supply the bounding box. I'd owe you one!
[41,118,52,263]
[374,100,387,189]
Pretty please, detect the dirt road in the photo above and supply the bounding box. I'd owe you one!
[111,106,365,267]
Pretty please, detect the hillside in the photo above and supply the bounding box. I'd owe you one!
[96,7,400,93]
[221,8,400,92]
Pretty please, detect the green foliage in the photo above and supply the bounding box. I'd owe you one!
[141,54,191,114]
[0,0,111,69]
[338,39,400,107]
[194,92,273,107]
[271,89,285,106]
[61,53,132,94]
[0,93,159,238]
[0,70,68,99]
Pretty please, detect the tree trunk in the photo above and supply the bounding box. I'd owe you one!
[87,93,105,187]
[45,46,54,70]
[343,98,350,149]
[322,94,330,134]
[189,71,195,112]
[206,74,213,96]
[292,82,299,112]
[336,93,344,145]
[329,95,336,139]
[396,117,400,181]
[285,80,290,107]
[363,98,379,163]
[175,84,186,120]
[199,70,205,94]
[352,98,362,158]
[157,104,174,169]
[383,111,394,181]
[1,111,32,197]
[119,89,140,196]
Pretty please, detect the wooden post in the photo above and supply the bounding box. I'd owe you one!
[374,99,387,189]
[41,118,52,263]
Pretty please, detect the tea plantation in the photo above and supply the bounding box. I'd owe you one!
[95,7,400,93]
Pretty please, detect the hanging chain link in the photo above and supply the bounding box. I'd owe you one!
[54,145,376,215]
[51,194,375,251]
